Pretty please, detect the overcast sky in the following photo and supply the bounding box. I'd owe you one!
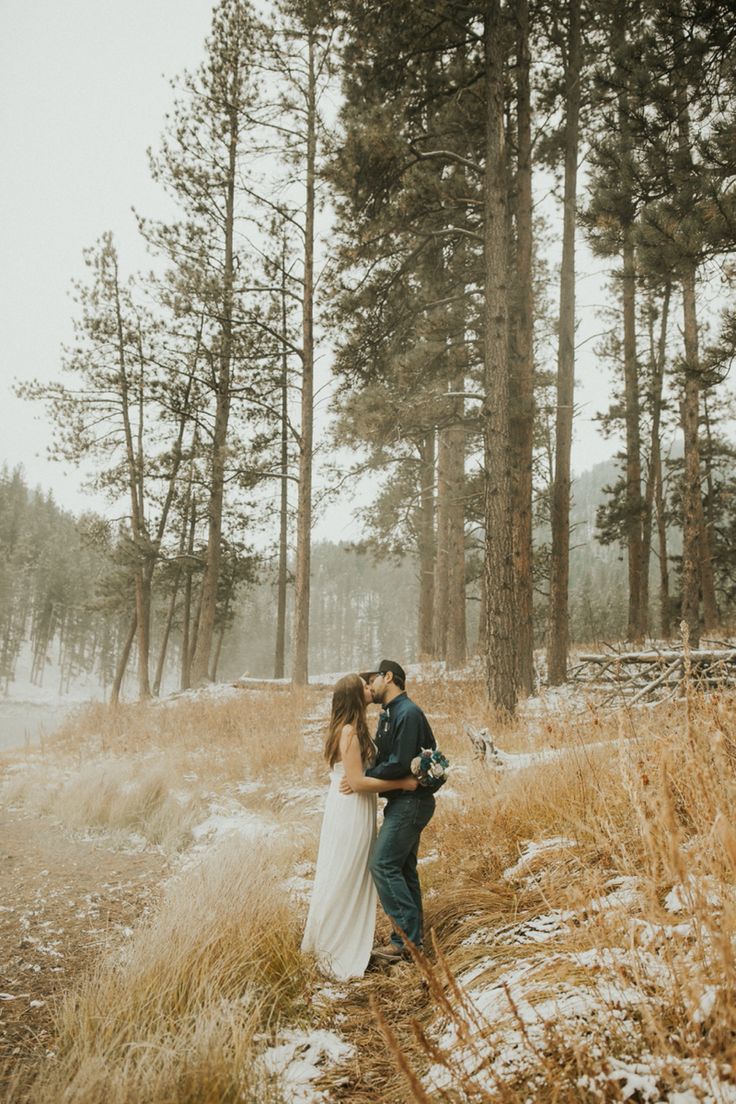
[0,1,621,545]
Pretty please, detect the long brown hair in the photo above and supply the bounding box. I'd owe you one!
[324,674,374,768]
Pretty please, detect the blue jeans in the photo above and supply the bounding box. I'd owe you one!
[368,793,435,948]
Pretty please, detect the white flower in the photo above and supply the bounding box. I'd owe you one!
[429,762,445,779]
[410,756,422,777]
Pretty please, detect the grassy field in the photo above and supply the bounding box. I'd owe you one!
[3,673,736,1101]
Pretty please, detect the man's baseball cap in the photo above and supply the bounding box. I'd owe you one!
[359,659,406,688]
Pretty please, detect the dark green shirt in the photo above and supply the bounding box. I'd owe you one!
[365,692,437,799]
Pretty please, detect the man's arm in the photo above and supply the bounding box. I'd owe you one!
[365,709,423,780]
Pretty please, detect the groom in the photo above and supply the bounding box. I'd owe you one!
[341,659,440,963]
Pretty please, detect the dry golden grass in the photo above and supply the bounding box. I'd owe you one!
[358,683,736,1102]
[7,672,736,1102]
[19,838,314,1104]
[1,686,325,851]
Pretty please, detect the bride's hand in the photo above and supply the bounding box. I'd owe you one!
[402,776,419,791]
[339,778,354,795]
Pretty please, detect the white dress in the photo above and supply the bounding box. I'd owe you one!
[301,761,378,980]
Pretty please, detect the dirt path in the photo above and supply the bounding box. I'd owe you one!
[0,807,168,1099]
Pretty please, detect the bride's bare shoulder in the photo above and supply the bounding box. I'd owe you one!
[340,724,357,748]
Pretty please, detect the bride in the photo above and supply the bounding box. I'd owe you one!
[301,673,418,979]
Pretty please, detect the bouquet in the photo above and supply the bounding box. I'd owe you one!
[411,748,450,787]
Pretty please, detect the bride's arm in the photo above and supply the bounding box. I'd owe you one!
[340,726,418,793]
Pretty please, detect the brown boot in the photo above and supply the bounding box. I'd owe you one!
[371,942,410,963]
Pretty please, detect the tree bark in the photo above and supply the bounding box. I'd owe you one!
[153,568,180,697]
[482,1,516,716]
[622,222,644,640]
[433,429,450,659]
[672,24,712,641]
[655,450,671,638]
[292,29,317,687]
[110,609,137,707]
[190,99,238,685]
[680,266,714,642]
[546,0,581,686]
[181,497,197,691]
[275,244,290,680]
[110,246,151,699]
[611,16,645,642]
[641,285,670,639]
[211,580,232,682]
[417,432,436,657]
[680,352,702,645]
[701,394,719,627]
[446,381,467,670]
[511,0,535,693]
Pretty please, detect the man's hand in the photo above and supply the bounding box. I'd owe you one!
[339,778,355,795]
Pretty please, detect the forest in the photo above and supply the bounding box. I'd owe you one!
[9,0,736,715]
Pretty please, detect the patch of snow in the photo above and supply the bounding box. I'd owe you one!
[156,683,244,708]
[503,836,577,880]
[587,876,644,914]
[311,984,347,1006]
[258,1028,354,1103]
[236,780,263,796]
[283,875,313,902]
[190,804,275,845]
[665,875,729,914]
[418,849,439,866]
[632,918,696,948]
[274,785,324,813]
[581,1058,663,1102]
[693,985,719,1025]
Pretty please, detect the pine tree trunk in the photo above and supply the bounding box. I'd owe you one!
[417,432,436,658]
[612,18,644,643]
[476,564,488,655]
[111,609,137,707]
[111,248,151,699]
[680,368,702,646]
[189,576,204,675]
[673,33,710,642]
[622,223,644,641]
[511,0,535,693]
[680,267,713,641]
[433,429,449,660]
[153,568,181,697]
[655,449,671,638]
[190,107,237,685]
[701,395,719,628]
[446,383,467,670]
[482,0,516,716]
[180,499,197,691]
[211,583,232,682]
[690,385,717,629]
[547,0,581,686]
[680,267,703,644]
[292,31,316,687]
[641,285,671,639]
[275,248,290,680]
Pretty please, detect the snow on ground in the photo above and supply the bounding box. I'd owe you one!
[190,803,276,846]
[422,859,736,1103]
[154,683,248,708]
[258,1028,354,1104]
[3,641,103,707]
[502,836,578,881]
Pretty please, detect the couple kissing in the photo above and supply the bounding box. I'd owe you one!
[301,660,446,980]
